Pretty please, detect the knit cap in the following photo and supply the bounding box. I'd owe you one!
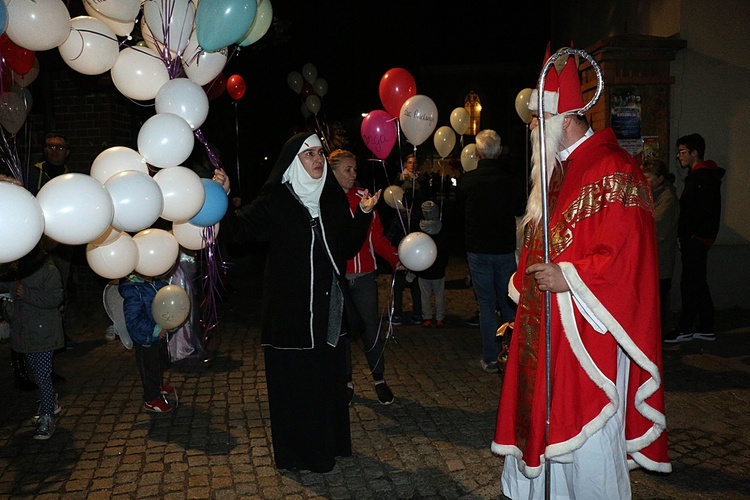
[419,200,442,235]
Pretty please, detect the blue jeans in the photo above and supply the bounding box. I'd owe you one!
[467,252,517,364]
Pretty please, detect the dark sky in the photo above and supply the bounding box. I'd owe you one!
[197,1,552,192]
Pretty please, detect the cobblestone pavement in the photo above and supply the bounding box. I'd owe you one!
[1,255,749,499]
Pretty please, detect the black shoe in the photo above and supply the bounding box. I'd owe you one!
[346,384,354,406]
[466,315,480,326]
[375,381,394,405]
[663,329,693,343]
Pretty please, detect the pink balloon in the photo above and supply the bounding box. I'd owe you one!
[360,110,397,160]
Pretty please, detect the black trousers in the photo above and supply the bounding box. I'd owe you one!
[678,238,714,332]
[134,342,169,402]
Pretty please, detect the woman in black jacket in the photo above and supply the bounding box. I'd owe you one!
[216,133,380,472]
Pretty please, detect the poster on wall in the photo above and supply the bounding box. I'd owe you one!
[611,91,643,158]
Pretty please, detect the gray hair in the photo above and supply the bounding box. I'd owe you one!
[475,129,502,159]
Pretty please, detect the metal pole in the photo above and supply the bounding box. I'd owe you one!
[537,47,603,500]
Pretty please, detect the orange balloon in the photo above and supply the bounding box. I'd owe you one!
[226,74,246,101]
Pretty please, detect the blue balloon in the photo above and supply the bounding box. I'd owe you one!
[0,1,7,36]
[196,0,257,52]
[189,179,229,227]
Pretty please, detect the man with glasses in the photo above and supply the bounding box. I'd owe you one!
[25,132,70,196]
[665,133,726,343]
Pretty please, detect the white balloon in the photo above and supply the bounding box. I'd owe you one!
[83,1,134,37]
[90,146,148,184]
[89,225,123,247]
[450,107,470,136]
[302,63,317,84]
[383,185,404,210]
[0,181,44,264]
[172,221,219,250]
[0,91,27,134]
[133,228,180,277]
[104,170,164,232]
[433,126,456,159]
[287,71,303,94]
[111,46,170,101]
[137,113,195,168]
[142,0,195,55]
[397,231,437,272]
[399,95,438,147]
[5,0,71,51]
[84,0,141,22]
[305,94,321,115]
[155,78,209,130]
[182,35,227,86]
[237,0,272,47]
[460,143,478,172]
[313,77,328,97]
[153,166,205,222]
[86,232,139,279]
[58,16,119,76]
[37,173,115,245]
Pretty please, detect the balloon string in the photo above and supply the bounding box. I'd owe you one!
[234,100,241,193]
[194,128,223,171]
[0,127,22,183]
[199,225,226,344]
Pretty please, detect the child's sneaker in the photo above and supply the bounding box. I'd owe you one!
[422,319,434,328]
[33,414,55,440]
[435,320,445,328]
[144,396,173,413]
[160,384,175,395]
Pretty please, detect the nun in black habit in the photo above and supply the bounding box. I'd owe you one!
[216,133,380,472]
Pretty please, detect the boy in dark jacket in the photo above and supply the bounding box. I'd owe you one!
[118,273,174,412]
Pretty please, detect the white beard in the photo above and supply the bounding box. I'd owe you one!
[521,114,565,230]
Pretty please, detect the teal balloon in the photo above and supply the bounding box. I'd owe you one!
[189,179,228,227]
[196,0,257,52]
[0,1,7,36]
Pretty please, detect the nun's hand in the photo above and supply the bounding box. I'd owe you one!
[212,169,231,194]
[359,188,381,213]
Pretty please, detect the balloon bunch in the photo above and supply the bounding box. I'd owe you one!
[287,63,328,118]
[360,68,438,307]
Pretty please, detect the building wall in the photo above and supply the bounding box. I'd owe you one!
[553,0,750,310]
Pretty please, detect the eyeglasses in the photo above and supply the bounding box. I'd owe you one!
[45,144,69,151]
[676,149,690,155]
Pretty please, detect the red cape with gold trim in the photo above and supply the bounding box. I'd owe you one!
[492,128,671,477]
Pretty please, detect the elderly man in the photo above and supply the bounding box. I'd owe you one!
[492,52,670,499]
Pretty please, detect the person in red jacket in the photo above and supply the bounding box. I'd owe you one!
[330,149,401,405]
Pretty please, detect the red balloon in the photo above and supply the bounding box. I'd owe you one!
[360,109,398,160]
[226,74,246,101]
[379,68,416,118]
[299,80,315,99]
[203,72,227,101]
[0,34,35,76]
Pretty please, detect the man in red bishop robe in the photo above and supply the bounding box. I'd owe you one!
[492,51,671,499]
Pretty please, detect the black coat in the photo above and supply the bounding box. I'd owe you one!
[224,133,370,349]
[457,157,525,254]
